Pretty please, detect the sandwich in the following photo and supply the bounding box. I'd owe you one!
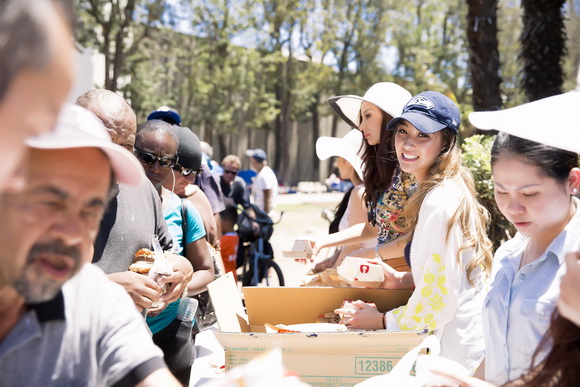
[129,248,156,274]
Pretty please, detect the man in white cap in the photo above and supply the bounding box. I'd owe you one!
[0,0,75,192]
[246,148,278,215]
[0,105,180,386]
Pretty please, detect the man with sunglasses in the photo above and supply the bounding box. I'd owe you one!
[76,90,193,316]
[219,154,250,209]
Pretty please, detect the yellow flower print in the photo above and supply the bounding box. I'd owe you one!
[432,253,441,264]
[424,314,436,330]
[428,293,446,313]
[424,273,435,285]
[414,302,424,315]
[422,287,433,297]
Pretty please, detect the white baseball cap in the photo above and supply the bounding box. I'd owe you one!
[468,90,580,153]
[26,104,145,186]
[327,82,412,128]
[316,129,365,181]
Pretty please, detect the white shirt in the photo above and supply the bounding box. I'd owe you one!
[385,178,487,373]
[251,165,278,214]
[483,198,580,384]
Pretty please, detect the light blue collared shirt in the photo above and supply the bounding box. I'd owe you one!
[483,198,580,384]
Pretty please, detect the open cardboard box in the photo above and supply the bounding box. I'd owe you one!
[280,239,314,259]
[208,273,428,386]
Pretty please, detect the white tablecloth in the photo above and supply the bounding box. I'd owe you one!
[189,326,225,386]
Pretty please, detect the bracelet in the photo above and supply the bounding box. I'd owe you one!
[375,244,384,260]
[382,313,387,329]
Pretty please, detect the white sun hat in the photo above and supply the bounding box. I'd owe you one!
[26,103,145,186]
[327,82,412,128]
[468,90,580,153]
[316,129,365,181]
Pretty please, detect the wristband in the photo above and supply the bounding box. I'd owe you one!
[382,313,387,329]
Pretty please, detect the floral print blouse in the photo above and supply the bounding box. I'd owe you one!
[372,170,417,245]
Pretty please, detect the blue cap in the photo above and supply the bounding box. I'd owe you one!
[147,106,181,125]
[387,91,460,134]
[245,148,267,162]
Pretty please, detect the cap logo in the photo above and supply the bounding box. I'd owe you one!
[407,96,434,110]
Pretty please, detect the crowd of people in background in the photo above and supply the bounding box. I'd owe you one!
[1,0,580,386]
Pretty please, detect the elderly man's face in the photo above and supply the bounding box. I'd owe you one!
[0,148,111,302]
[0,13,74,192]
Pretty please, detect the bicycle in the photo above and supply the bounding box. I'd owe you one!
[236,204,285,287]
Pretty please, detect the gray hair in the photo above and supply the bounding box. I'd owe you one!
[0,0,74,99]
[136,119,179,150]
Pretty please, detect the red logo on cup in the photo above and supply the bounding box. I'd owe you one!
[360,265,370,274]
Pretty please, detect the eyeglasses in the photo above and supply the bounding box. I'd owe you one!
[223,169,238,175]
[134,148,178,168]
[173,163,199,177]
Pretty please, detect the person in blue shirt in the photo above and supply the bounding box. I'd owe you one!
[135,119,213,384]
[479,133,580,384]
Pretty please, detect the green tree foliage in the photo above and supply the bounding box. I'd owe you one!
[461,135,515,249]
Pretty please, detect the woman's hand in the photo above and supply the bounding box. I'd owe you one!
[335,300,384,330]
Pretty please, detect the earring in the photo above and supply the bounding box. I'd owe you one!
[573,188,578,195]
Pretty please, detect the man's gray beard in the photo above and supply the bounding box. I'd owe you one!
[14,241,82,304]
[13,273,61,304]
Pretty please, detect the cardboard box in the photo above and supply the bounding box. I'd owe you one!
[337,257,384,288]
[280,240,313,259]
[208,273,427,387]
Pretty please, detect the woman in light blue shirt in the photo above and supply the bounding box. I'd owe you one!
[482,133,580,384]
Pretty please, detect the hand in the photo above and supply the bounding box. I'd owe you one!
[313,255,338,273]
[147,301,167,317]
[335,300,384,330]
[162,254,193,304]
[108,271,162,310]
[559,251,580,327]
[372,259,406,289]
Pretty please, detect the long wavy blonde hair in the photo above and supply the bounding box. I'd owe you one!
[394,128,494,285]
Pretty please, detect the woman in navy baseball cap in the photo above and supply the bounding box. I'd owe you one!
[341,91,493,373]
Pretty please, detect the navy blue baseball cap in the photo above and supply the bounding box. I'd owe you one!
[387,91,460,134]
[147,106,181,125]
[245,148,267,162]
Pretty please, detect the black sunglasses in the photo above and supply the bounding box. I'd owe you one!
[134,148,178,168]
[173,163,199,177]
[223,169,238,175]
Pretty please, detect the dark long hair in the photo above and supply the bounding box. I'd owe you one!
[491,133,579,182]
[329,187,354,234]
[361,110,399,209]
[504,311,580,386]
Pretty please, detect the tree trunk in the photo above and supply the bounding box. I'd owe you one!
[466,0,502,116]
[311,93,320,182]
[520,0,567,102]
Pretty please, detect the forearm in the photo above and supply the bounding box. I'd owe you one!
[320,222,373,249]
[263,189,272,213]
[375,238,407,261]
[186,269,215,296]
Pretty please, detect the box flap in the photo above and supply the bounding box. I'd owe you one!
[243,287,413,326]
[207,272,249,332]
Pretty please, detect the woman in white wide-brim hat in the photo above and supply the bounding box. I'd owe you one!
[313,130,374,271]
[311,82,416,272]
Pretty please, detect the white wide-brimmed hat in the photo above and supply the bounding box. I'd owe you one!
[26,104,145,186]
[327,82,412,128]
[468,90,580,153]
[316,129,365,181]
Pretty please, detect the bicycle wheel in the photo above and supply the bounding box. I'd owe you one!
[257,260,285,287]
